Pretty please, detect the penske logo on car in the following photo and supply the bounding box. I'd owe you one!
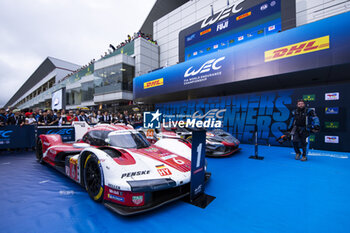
[144,78,164,89]
[264,35,330,62]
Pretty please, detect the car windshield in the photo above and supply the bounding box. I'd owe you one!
[107,131,150,149]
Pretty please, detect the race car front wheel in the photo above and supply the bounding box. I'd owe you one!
[84,154,104,202]
[35,139,44,164]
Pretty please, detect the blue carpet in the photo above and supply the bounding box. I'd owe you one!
[0,145,350,233]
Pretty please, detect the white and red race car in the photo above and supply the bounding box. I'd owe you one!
[36,124,209,215]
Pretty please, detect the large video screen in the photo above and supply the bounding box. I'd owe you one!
[179,0,296,62]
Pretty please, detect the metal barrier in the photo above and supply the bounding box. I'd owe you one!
[0,125,36,149]
[0,125,76,150]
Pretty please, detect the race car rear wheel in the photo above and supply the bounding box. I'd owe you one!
[84,154,104,202]
[35,139,44,164]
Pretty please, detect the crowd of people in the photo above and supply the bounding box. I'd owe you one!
[108,31,157,53]
[59,31,156,84]
[0,108,143,127]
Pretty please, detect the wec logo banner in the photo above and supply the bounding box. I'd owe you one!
[184,57,225,78]
[264,35,330,62]
[201,0,245,28]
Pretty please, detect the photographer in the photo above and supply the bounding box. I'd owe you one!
[288,99,320,161]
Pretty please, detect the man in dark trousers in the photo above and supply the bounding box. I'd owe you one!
[288,99,320,161]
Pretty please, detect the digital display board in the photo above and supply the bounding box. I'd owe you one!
[179,0,296,62]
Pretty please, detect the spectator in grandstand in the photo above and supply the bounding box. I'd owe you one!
[7,110,25,126]
[77,111,91,124]
[48,110,58,125]
[0,108,7,126]
[25,113,37,125]
[6,109,14,119]
[37,110,52,126]
[99,111,112,123]
[89,112,99,124]
[109,44,116,51]
[66,110,77,124]
[25,109,33,118]
[75,110,80,118]
[96,110,102,120]
[60,109,66,118]
[35,109,42,121]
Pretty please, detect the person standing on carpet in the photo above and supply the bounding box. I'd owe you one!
[288,99,320,161]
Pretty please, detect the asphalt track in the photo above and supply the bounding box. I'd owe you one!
[1,144,350,233]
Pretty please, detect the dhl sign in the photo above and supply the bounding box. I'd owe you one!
[200,28,211,36]
[265,35,330,62]
[236,11,251,21]
[144,78,164,89]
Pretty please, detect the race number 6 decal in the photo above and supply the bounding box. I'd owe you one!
[173,157,185,165]
[196,143,202,168]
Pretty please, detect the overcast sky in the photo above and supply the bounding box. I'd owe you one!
[0,0,156,108]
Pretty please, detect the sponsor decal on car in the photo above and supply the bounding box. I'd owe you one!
[325,92,339,100]
[132,195,143,205]
[121,170,150,178]
[238,36,244,41]
[303,94,315,101]
[265,35,330,62]
[156,165,172,176]
[325,122,339,129]
[108,194,125,202]
[213,44,218,49]
[325,136,339,143]
[236,11,251,21]
[325,107,339,114]
[107,184,121,190]
[145,129,155,139]
[43,141,51,146]
[143,78,164,89]
[109,189,123,196]
[258,29,264,34]
[160,154,177,160]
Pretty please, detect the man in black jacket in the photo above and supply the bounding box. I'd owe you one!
[288,99,320,161]
[7,110,25,126]
[99,111,111,123]
[77,111,91,124]
[38,110,52,126]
